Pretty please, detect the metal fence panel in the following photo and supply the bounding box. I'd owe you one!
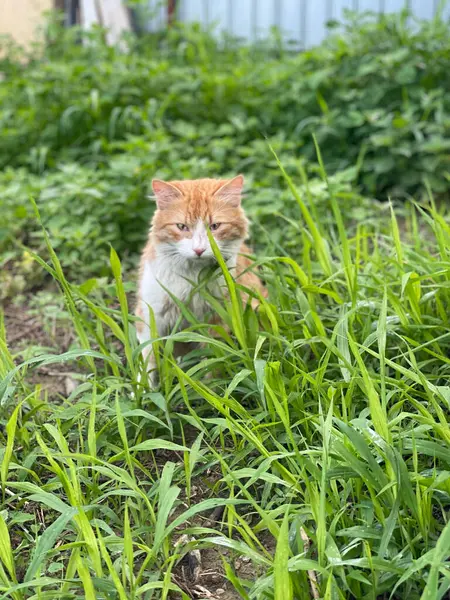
[410,0,436,20]
[145,0,167,30]
[145,0,449,46]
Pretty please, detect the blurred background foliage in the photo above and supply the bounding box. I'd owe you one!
[1,9,450,291]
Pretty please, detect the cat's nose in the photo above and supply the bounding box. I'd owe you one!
[194,248,206,257]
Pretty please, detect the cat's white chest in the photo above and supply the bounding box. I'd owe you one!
[138,256,212,338]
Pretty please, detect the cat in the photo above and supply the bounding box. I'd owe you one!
[135,175,266,384]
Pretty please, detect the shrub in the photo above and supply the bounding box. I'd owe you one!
[1,10,449,195]
[1,9,449,285]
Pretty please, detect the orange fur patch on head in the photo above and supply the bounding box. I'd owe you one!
[151,177,248,244]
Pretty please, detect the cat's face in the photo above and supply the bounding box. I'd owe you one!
[151,176,248,263]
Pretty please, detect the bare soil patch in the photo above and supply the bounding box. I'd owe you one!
[3,297,78,397]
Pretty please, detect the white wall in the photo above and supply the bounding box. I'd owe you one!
[0,0,54,49]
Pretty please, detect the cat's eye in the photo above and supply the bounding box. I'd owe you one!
[210,223,221,231]
[177,223,189,231]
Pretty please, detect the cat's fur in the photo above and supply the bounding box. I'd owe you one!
[136,175,266,381]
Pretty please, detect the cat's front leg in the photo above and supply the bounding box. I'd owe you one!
[139,343,158,387]
[136,303,167,388]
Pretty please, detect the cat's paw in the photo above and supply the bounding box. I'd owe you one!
[148,369,159,389]
[135,367,159,391]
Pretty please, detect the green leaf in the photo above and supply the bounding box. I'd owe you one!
[274,510,293,600]
[25,508,78,582]
[0,511,16,583]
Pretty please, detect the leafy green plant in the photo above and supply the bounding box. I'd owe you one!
[1,8,450,289]
[1,9,450,193]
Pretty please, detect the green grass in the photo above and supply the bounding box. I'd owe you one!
[1,151,450,599]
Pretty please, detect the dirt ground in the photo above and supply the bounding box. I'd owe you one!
[3,300,79,397]
[172,545,257,600]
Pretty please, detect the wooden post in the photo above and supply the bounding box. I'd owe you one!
[168,0,177,25]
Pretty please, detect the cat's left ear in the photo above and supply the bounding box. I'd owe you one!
[214,174,244,207]
[152,179,182,210]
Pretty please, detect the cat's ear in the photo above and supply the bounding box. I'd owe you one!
[214,174,244,207]
[152,179,182,210]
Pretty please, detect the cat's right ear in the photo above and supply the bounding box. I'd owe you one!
[152,180,182,210]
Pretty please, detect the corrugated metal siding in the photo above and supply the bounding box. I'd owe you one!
[144,0,449,47]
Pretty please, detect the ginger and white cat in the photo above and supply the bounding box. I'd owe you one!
[136,175,266,381]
